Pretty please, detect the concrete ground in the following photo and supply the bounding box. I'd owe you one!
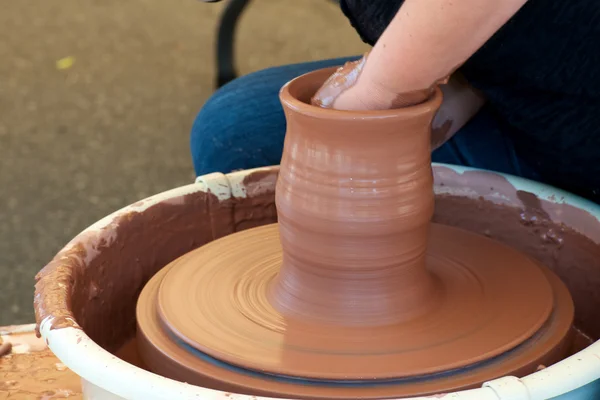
[0,0,367,325]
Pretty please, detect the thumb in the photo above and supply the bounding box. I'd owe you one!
[311,54,369,109]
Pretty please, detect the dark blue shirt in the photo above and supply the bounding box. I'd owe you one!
[341,0,600,202]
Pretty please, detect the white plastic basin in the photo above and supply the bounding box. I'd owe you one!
[36,164,600,400]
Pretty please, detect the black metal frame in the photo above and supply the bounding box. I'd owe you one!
[215,0,252,88]
[213,0,340,89]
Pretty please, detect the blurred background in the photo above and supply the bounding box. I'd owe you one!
[0,0,367,325]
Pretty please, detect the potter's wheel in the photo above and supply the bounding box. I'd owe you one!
[136,223,574,399]
[135,69,574,398]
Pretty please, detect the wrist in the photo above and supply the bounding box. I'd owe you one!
[361,68,435,108]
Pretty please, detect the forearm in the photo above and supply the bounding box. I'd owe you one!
[431,73,486,150]
[363,0,528,94]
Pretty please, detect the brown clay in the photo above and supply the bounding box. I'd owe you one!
[136,257,574,399]
[155,222,572,376]
[276,68,442,326]
[115,324,594,398]
[134,68,574,398]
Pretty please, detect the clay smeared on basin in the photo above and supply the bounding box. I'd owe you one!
[34,175,277,352]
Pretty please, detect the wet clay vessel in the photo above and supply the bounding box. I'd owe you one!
[131,68,574,399]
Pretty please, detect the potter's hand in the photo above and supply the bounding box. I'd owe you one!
[311,53,433,111]
[312,54,486,151]
[312,0,525,146]
[313,0,527,111]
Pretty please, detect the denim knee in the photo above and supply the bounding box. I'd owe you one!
[190,68,292,177]
[190,57,359,176]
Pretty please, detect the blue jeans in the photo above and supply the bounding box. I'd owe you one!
[191,57,538,180]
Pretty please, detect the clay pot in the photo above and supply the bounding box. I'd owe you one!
[272,68,442,326]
